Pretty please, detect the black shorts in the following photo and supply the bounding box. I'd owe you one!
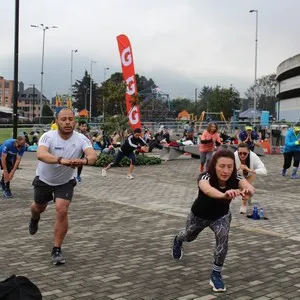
[32,176,77,205]
[0,159,14,173]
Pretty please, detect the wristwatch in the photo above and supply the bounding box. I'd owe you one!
[57,157,63,164]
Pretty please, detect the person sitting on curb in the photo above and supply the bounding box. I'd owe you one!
[234,142,267,214]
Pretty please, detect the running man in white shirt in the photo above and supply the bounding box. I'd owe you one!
[28,108,97,265]
[234,142,267,214]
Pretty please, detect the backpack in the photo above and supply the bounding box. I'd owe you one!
[0,275,42,300]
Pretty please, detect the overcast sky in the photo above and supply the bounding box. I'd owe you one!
[1,0,299,100]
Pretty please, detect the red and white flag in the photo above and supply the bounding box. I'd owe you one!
[116,34,141,130]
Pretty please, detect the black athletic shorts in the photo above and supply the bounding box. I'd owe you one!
[32,176,77,205]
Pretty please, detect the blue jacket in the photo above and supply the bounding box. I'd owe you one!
[284,128,300,153]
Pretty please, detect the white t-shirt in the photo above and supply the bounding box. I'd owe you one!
[36,130,93,186]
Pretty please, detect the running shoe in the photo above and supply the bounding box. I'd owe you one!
[126,174,134,180]
[101,169,107,177]
[172,235,183,260]
[29,217,40,235]
[51,248,66,265]
[210,270,226,292]
[3,188,12,198]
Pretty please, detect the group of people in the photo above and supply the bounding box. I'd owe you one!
[2,114,300,293]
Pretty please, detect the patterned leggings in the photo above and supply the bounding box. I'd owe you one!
[177,211,231,266]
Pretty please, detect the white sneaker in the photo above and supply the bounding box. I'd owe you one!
[126,174,134,180]
[102,169,107,177]
[239,205,247,214]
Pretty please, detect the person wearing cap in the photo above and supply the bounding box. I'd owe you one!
[282,123,300,179]
[238,126,260,151]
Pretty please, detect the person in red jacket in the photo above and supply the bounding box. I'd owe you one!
[199,122,222,172]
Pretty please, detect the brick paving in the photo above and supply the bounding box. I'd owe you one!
[0,151,300,299]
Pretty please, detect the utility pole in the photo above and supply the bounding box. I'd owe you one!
[12,0,20,138]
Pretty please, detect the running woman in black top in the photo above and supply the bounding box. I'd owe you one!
[172,150,255,292]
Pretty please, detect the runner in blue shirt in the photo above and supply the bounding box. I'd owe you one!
[0,136,26,198]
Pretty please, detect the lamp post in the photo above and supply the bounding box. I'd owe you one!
[90,60,96,122]
[70,49,78,94]
[249,9,258,125]
[31,24,57,124]
[103,67,109,121]
[84,86,89,110]
[29,84,36,122]
[12,0,20,138]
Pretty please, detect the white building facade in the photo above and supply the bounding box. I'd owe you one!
[276,54,300,122]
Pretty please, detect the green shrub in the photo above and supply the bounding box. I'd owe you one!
[95,153,161,167]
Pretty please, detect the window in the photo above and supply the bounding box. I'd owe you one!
[5,82,9,88]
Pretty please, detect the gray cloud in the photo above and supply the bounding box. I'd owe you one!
[1,0,300,99]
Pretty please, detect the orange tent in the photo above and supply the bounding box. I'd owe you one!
[78,109,89,117]
[177,110,190,120]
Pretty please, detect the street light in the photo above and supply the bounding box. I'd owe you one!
[103,67,109,121]
[70,49,78,94]
[29,84,36,122]
[31,24,58,124]
[249,9,258,125]
[90,60,96,122]
[194,88,198,103]
[13,0,20,138]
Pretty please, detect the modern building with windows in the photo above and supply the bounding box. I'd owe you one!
[276,54,300,122]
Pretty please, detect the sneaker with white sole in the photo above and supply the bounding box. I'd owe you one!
[210,270,226,292]
[102,169,107,177]
[51,247,66,265]
[126,174,134,180]
[239,205,247,214]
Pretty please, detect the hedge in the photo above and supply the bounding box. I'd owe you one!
[95,152,161,167]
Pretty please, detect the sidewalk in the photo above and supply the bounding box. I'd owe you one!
[0,152,299,299]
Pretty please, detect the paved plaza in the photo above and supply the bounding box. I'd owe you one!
[1,151,300,299]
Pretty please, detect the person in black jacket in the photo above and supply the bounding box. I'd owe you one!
[101,128,148,179]
[171,150,254,292]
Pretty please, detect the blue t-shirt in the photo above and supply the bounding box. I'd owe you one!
[0,139,26,162]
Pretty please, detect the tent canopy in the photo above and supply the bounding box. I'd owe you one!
[239,108,261,119]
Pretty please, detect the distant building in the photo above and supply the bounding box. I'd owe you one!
[18,84,50,121]
[0,76,14,107]
[276,54,300,121]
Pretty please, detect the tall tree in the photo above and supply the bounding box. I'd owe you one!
[196,85,240,120]
[245,73,277,116]
[41,104,54,124]
[97,80,127,117]
[170,98,194,114]
[72,70,98,116]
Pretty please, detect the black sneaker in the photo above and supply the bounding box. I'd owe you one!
[29,217,40,235]
[51,247,66,265]
[172,235,183,260]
